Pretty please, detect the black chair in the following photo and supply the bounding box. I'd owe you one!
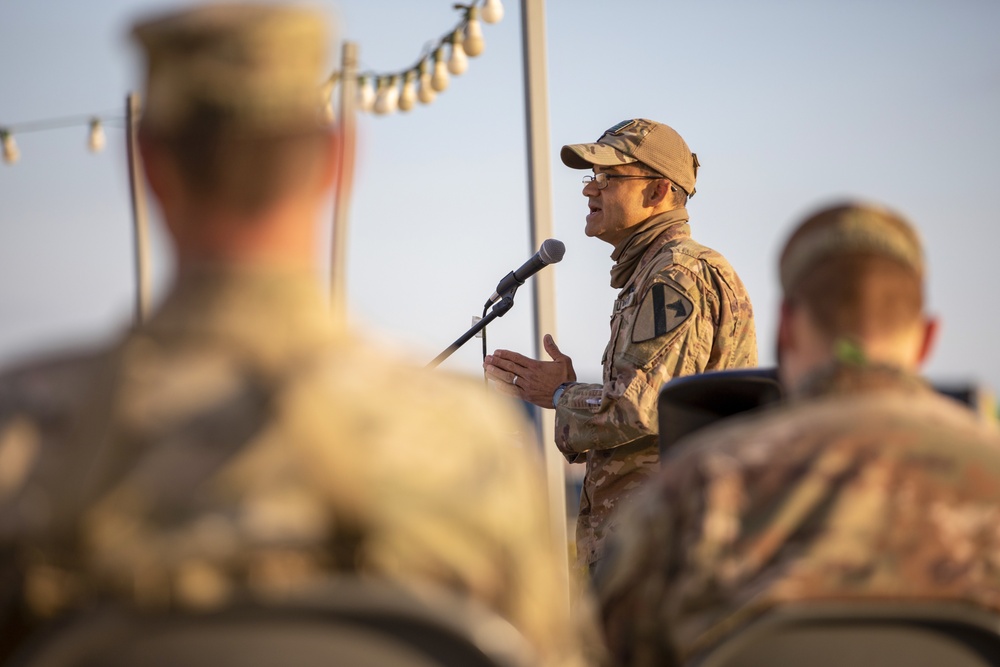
[691,602,1000,667]
[6,578,537,667]
[657,368,782,458]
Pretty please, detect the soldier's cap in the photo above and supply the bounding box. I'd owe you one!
[779,201,925,294]
[560,119,700,197]
[131,3,331,135]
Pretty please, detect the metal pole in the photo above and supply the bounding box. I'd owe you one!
[520,0,569,603]
[125,92,151,325]
[331,42,358,326]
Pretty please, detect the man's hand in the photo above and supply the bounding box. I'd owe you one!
[484,334,576,408]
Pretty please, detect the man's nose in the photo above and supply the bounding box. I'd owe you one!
[582,179,600,196]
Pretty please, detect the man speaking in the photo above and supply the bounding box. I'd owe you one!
[485,119,757,573]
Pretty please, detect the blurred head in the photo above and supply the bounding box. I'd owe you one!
[561,119,699,246]
[777,201,937,391]
[131,3,338,263]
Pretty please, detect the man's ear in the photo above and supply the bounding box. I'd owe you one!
[316,128,341,193]
[645,178,672,207]
[916,315,939,367]
[777,299,796,355]
[137,130,169,203]
[136,130,194,245]
[777,298,812,391]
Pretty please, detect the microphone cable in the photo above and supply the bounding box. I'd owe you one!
[481,303,489,387]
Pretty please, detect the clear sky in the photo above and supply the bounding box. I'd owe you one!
[3,0,1000,400]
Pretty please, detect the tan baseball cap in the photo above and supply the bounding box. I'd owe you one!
[132,3,331,135]
[779,201,925,293]
[560,118,700,197]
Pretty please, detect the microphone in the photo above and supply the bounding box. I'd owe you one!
[485,238,566,307]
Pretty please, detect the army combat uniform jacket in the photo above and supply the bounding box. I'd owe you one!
[598,362,1000,666]
[555,209,757,568]
[0,267,587,667]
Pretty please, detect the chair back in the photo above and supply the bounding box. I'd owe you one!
[8,578,537,667]
[693,602,1000,667]
[658,368,782,458]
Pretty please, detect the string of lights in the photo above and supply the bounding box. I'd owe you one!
[2,0,504,164]
[323,0,504,119]
[1,112,123,164]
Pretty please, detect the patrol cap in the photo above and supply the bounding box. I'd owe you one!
[131,3,331,135]
[560,119,700,196]
[779,201,925,294]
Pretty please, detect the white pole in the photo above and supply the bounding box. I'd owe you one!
[125,92,151,325]
[520,0,570,605]
[331,42,358,326]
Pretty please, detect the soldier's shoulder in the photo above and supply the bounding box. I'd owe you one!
[807,388,1000,452]
[657,393,864,486]
[665,387,1000,480]
[305,335,506,404]
[291,335,536,455]
[0,344,113,417]
[874,388,1000,456]
[669,235,735,268]
[642,236,742,294]
[0,345,116,533]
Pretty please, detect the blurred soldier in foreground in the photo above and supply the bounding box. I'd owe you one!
[484,119,757,572]
[0,5,585,665]
[597,202,1000,666]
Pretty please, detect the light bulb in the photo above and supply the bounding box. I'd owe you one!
[371,78,384,113]
[481,0,504,24]
[463,8,485,57]
[1,131,19,164]
[357,76,375,112]
[374,76,399,115]
[430,48,450,92]
[399,71,417,112]
[386,77,401,112]
[448,30,469,75]
[417,59,436,104]
[87,119,106,153]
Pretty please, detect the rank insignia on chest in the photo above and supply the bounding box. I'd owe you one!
[614,289,636,314]
[632,283,693,343]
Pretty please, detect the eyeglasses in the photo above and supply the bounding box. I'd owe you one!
[582,172,663,190]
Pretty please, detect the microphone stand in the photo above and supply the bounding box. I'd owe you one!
[427,288,517,369]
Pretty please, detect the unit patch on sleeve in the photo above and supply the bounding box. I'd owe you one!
[631,283,693,343]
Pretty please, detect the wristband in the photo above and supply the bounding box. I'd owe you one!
[552,382,574,408]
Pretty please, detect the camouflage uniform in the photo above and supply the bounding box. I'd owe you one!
[556,208,757,568]
[598,361,1000,666]
[0,267,587,666]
